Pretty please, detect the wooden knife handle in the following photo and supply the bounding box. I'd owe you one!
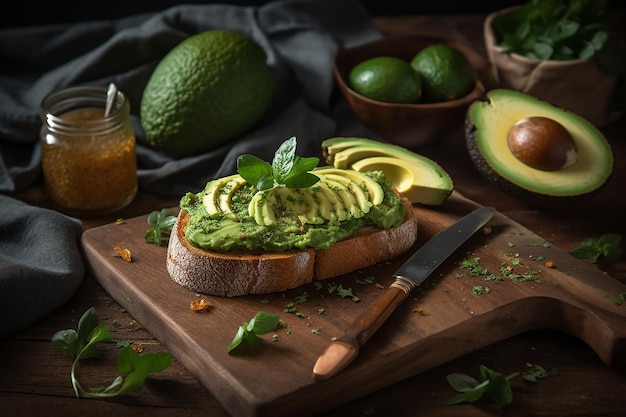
[313,277,415,380]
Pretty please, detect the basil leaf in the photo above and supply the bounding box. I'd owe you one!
[288,156,320,178]
[250,311,280,335]
[446,372,480,392]
[257,174,275,191]
[52,329,78,357]
[227,325,246,353]
[237,154,271,186]
[485,373,514,407]
[143,352,173,374]
[284,172,320,189]
[272,136,297,181]
[77,307,99,346]
[598,233,621,246]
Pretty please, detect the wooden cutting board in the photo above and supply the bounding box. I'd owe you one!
[81,191,626,417]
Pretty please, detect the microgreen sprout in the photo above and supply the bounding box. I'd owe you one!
[446,364,519,407]
[145,208,177,246]
[52,307,172,398]
[237,136,320,190]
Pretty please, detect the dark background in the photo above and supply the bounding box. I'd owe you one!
[1,1,528,28]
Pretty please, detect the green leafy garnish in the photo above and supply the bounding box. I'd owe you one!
[446,365,519,407]
[570,233,623,263]
[144,208,177,246]
[52,307,172,398]
[522,364,559,382]
[228,311,281,355]
[237,136,320,191]
[493,0,610,61]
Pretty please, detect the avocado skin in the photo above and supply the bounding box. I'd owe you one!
[464,110,612,209]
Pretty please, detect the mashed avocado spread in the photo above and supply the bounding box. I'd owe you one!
[180,169,406,253]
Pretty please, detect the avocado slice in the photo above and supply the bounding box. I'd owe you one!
[465,89,614,207]
[322,137,453,205]
[202,174,245,218]
[316,167,384,207]
[248,168,386,226]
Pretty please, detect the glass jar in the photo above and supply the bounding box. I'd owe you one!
[40,85,138,217]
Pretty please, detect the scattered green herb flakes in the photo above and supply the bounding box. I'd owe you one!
[472,285,491,295]
[446,365,519,407]
[522,364,559,382]
[571,234,623,263]
[228,311,280,355]
[327,283,359,302]
[458,254,543,290]
[355,275,376,285]
[284,302,306,318]
[293,292,310,304]
[52,307,172,398]
[614,292,626,306]
[237,136,320,191]
[527,241,550,248]
[459,257,488,276]
[144,208,177,246]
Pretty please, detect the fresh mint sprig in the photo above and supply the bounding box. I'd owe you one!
[145,208,177,246]
[228,311,280,355]
[237,136,320,190]
[446,365,519,407]
[570,233,623,263]
[52,307,172,398]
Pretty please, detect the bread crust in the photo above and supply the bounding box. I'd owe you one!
[166,195,417,296]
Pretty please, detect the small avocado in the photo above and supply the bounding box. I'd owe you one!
[465,89,614,208]
[322,137,453,205]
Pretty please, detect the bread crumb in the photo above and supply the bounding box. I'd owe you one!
[114,245,132,262]
[190,298,211,312]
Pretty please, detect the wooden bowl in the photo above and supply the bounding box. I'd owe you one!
[333,35,487,148]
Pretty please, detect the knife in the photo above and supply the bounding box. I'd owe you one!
[312,206,496,380]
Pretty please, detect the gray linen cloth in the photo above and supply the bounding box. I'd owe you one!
[0,0,380,337]
[0,195,84,337]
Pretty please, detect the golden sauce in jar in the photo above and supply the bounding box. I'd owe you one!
[40,86,138,216]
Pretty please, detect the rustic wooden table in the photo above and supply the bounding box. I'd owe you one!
[3,12,625,417]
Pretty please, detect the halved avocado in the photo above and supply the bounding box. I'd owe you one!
[322,137,453,205]
[465,89,614,208]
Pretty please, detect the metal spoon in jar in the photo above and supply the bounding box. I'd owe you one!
[104,82,118,117]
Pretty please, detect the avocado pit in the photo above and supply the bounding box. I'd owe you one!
[507,116,577,171]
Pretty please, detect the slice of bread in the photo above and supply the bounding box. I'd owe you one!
[166,194,417,297]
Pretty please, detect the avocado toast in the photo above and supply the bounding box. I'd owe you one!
[166,138,418,297]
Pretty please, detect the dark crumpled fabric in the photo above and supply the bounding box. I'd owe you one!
[0,0,381,195]
[0,0,380,337]
[0,195,84,338]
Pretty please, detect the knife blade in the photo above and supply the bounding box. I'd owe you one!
[312,206,496,380]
